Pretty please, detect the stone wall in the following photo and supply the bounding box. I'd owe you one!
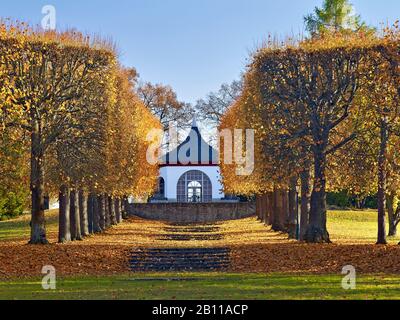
[127,202,256,223]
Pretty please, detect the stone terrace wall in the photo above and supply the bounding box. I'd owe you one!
[127,202,256,224]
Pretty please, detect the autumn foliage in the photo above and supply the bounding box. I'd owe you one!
[0,22,161,244]
[220,26,400,244]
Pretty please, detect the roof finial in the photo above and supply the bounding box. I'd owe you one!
[191,115,198,128]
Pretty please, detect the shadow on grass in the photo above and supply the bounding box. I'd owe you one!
[2,273,400,300]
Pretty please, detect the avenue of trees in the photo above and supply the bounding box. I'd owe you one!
[220,14,400,244]
[1,0,400,249]
[0,23,161,244]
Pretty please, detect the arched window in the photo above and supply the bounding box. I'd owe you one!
[177,170,212,203]
[188,181,201,188]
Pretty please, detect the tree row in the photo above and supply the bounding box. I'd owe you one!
[220,27,400,244]
[0,23,161,244]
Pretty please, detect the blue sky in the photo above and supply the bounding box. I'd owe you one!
[1,0,399,103]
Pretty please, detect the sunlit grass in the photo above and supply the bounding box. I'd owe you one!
[0,210,58,241]
[328,210,400,244]
[1,273,400,300]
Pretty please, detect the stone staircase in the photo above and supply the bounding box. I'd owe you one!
[158,234,224,241]
[129,223,230,272]
[164,226,221,233]
[130,248,230,272]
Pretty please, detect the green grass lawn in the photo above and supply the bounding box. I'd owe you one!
[1,273,400,300]
[328,210,400,244]
[0,216,33,241]
[2,209,400,300]
[0,210,59,241]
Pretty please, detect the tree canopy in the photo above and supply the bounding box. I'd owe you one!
[304,0,370,35]
[0,22,162,244]
[220,28,400,243]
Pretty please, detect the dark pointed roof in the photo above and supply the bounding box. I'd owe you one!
[160,119,218,166]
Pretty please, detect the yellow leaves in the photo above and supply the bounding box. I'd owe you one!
[220,27,400,197]
[0,23,129,196]
[95,67,161,197]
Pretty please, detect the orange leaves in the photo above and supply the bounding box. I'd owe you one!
[3,212,400,278]
[103,67,161,198]
[231,242,400,274]
[220,28,400,199]
[0,21,161,202]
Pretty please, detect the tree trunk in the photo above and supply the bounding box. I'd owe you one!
[300,168,311,241]
[115,198,122,224]
[387,192,397,237]
[256,195,261,221]
[377,116,388,245]
[281,189,289,232]
[355,198,362,209]
[360,197,367,210]
[104,195,111,228]
[272,188,286,232]
[58,185,71,243]
[87,193,94,234]
[261,194,267,223]
[268,192,274,226]
[263,194,269,224]
[122,196,129,219]
[70,191,76,240]
[288,177,298,239]
[98,194,106,230]
[121,197,126,219]
[79,191,89,237]
[305,148,331,243]
[71,190,82,241]
[74,190,82,240]
[258,194,266,223]
[271,189,278,230]
[93,195,102,233]
[109,196,117,225]
[29,119,48,244]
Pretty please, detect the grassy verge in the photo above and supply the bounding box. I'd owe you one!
[1,273,400,300]
[0,210,58,241]
[328,210,400,244]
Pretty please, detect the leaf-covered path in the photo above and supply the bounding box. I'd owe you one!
[1,211,400,279]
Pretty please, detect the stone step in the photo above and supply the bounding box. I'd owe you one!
[168,222,222,227]
[130,255,230,262]
[130,265,228,272]
[157,234,223,241]
[164,227,221,233]
[130,248,231,272]
[130,253,230,258]
[130,262,230,268]
[130,263,230,271]
[130,259,230,265]
[133,248,229,254]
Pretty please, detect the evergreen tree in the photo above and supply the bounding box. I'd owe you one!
[304,0,369,35]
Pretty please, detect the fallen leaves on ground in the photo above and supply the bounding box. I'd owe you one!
[1,214,400,279]
[230,243,400,274]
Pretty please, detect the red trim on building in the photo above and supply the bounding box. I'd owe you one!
[159,163,219,168]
